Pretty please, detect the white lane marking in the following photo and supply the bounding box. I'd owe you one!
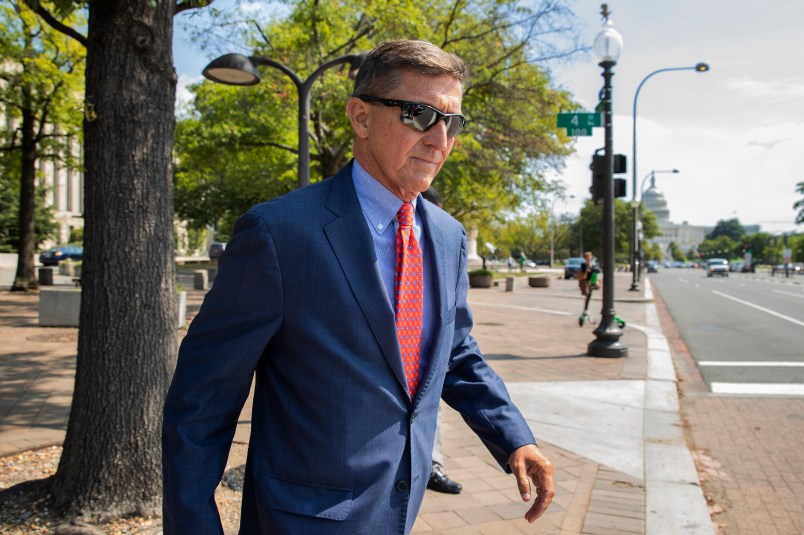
[711,383,804,396]
[467,300,572,316]
[711,290,804,328]
[773,289,804,299]
[699,361,804,367]
[679,278,689,284]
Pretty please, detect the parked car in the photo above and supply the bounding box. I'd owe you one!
[706,258,729,277]
[39,245,83,266]
[564,257,584,279]
[645,260,659,273]
[773,263,803,275]
[208,242,227,259]
[730,261,743,272]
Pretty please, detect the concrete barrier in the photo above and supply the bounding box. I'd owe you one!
[528,276,551,288]
[193,270,208,291]
[0,253,17,289]
[505,277,515,292]
[177,290,187,328]
[39,288,81,327]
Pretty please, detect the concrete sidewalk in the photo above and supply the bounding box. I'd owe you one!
[0,272,714,534]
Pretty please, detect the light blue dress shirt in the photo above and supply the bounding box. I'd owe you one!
[352,160,435,374]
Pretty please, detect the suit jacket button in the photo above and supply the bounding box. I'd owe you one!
[410,412,417,423]
[395,480,409,492]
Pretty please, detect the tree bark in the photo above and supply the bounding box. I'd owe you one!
[11,98,39,291]
[51,0,177,520]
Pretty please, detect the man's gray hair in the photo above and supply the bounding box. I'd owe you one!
[353,39,467,97]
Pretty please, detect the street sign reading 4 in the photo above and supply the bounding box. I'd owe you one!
[557,112,602,136]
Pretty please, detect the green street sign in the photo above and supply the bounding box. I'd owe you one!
[557,112,602,136]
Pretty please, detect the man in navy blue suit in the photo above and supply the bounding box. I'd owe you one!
[163,39,554,535]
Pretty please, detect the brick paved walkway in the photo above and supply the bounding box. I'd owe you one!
[2,270,718,534]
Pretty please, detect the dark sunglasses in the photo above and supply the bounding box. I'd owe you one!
[355,95,467,137]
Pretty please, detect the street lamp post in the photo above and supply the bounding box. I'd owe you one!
[202,52,368,188]
[635,169,678,281]
[629,62,710,290]
[549,194,574,269]
[588,5,627,359]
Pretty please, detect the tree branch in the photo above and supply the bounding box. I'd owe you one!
[23,0,87,47]
[176,0,216,15]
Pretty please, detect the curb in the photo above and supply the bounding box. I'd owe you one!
[637,279,715,535]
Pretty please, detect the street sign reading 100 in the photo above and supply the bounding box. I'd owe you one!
[557,112,602,136]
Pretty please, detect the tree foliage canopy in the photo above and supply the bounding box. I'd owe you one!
[705,217,745,242]
[0,0,85,285]
[175,0,583,236]
[571,199,660,262]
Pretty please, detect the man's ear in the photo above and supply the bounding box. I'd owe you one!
[346,97,370,139]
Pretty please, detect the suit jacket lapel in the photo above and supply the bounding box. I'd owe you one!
[415,200,450,401]
[323,164,409,397]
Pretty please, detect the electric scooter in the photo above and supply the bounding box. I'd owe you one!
[578,269,626,328]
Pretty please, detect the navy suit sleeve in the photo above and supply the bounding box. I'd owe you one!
[441,229,536,471]
[162,211,283,534]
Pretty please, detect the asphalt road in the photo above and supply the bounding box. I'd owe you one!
[649,268,804,395]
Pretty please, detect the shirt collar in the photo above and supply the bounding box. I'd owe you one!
[352,159,418,236]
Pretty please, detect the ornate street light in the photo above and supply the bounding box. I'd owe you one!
[588,5,627,358]
[629,62,709,290]
[203,51,368,188]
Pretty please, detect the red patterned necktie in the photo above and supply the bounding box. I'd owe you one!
[395,202,423,399]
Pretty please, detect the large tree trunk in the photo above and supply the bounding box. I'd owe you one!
[11,102,39,291]
[51,0,177,520]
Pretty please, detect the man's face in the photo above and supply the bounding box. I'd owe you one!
[348,71,463,201]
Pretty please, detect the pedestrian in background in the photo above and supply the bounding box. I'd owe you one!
[577,251,598,296]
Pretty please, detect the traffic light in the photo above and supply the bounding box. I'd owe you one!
[614,178,626,198]
[613,154,626,198]
[590,154,604,204]
[613,154,627,174]
[590,153,627,203]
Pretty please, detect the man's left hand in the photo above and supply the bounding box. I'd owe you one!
[508,444,555,523]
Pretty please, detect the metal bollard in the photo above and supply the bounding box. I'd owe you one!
[38,267,54,286]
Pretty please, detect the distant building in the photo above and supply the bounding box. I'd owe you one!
[641,176,710,259]
[39,130,84,247]
[2,106,84,249]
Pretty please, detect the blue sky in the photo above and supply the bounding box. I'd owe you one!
[174,0,804,234]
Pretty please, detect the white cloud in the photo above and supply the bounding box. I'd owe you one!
[723,77,804,103]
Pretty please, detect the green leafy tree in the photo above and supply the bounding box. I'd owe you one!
[739,231,772,264]
[0,158,58,252]
[0,0,84,289]
[643,241,663,262]
[706,217,745,242]
[790,233,803,263]
[795,181,804,224]
[698,235,737,260]
[571,199,660,262]
[667,241,684,262]
[175,0,583,236]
